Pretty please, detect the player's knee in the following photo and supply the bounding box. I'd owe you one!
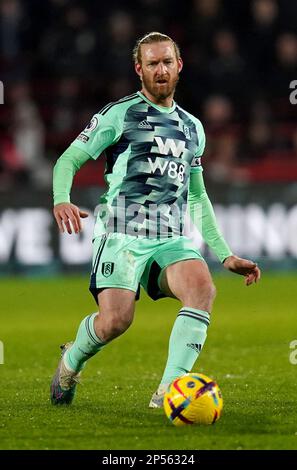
[194,276,216,296]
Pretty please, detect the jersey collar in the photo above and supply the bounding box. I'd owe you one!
[137,91,176,113]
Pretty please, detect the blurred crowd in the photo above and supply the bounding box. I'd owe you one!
[0,0,296,190]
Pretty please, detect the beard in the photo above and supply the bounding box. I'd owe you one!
[141,73,179,101]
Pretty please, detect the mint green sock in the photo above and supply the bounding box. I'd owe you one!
[160,307,210,385]
[64,312,106,372]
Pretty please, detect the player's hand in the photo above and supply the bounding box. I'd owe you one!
[53,203,89,234]
[223,255,261,286]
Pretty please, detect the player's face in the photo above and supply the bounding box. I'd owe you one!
[135,41,183,104]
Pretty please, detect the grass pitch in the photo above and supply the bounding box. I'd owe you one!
[0,273,296,450]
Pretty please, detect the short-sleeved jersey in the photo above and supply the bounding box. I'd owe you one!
[72,91,205,238]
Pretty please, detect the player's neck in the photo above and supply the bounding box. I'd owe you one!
[140,88,174,108]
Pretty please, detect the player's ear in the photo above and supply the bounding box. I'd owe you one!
[178,57,183,74]
[135,62,142,80]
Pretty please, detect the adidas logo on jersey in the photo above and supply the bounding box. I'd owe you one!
[138,120,153,130]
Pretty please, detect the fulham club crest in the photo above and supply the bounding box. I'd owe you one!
[102,262,114,277]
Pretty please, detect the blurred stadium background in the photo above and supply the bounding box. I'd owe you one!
[1,0,297,452]
[0,0,297,275]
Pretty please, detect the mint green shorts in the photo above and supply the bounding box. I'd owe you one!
[89,233,204,302]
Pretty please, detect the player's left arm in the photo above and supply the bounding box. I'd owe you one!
[188,170,261,286]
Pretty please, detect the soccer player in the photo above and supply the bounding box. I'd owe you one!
[51,32,261,407]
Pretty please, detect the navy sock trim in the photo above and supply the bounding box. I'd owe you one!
[85,315,102,345]
[177,312,210,327]
[179,309,210,324]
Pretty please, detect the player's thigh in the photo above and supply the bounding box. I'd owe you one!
[153,259,213,300]
[155,236,206,298]
[141,236,204,300]
[165,258,215,301]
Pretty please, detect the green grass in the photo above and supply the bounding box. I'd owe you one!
[0,273,297,450]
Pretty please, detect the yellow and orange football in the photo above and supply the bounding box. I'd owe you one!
[163,373,223,426]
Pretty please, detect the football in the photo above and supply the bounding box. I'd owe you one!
[163,373,223,426]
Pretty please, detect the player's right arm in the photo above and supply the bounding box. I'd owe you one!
[53,111,121,234]
[53,146,90,234]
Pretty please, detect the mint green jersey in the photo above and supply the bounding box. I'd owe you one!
[71,91,205,238]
